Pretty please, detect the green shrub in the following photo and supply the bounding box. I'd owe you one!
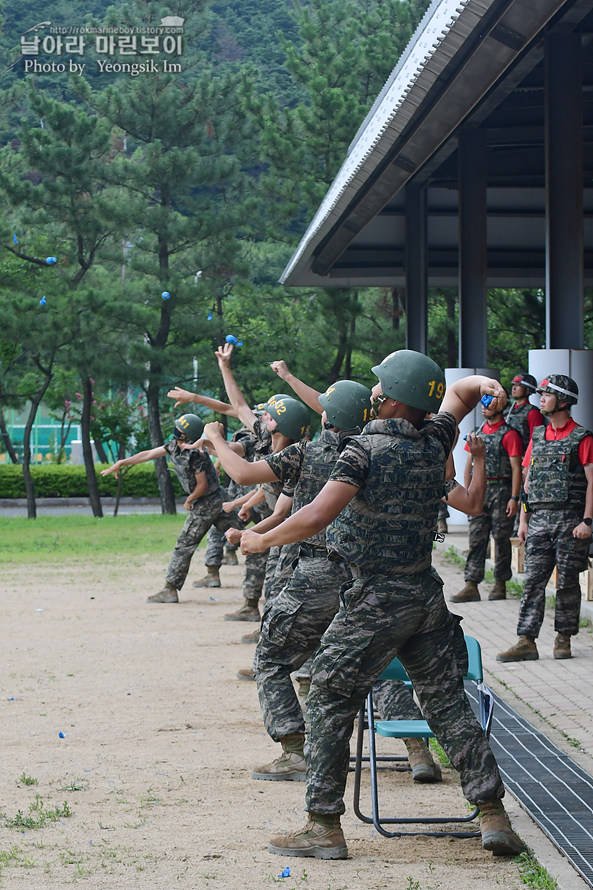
[0,463,184,499]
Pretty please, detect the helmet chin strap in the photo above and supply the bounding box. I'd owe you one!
[541,396,569,417]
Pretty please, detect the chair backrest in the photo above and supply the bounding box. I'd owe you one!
[376,635,483,685]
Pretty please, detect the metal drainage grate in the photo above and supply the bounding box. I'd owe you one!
[466,684,593,887]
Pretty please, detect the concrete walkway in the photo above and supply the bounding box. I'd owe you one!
[435,528,593,767]
[433,528,593,889]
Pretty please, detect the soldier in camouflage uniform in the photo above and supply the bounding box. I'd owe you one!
[498,375,593,663]
[452,392,523,602]
[241,351,523,861]
[168,374,292,622]
[504,373,545,451]
[100,414,241,603]
[204,380,372,782]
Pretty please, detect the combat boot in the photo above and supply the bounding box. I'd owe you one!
[237,667,256,681]
[496,635,538,662]
[224,600,260,621]
[192,566,221,588]
[268,813,348,859]
[450,580,480,603]
[221,550,238,566]
[147,583,178,604]
[553,632,572,659]
[404,738,442,783]
[240,628,260,644]
[488,580,507,601]
[251,734,306,782]
[479,799,525,855]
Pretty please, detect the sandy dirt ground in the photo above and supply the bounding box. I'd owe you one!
[1,549,528,890]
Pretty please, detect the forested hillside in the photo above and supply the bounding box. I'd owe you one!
[0,0,578,515]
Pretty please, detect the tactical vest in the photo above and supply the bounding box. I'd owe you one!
[293,429,342,550]
[480,421,512,482]
[528,425,590,509]
[168,444,220,498]
[326,417,448,575]
[504,402,532,450]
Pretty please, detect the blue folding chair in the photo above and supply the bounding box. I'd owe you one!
[352,635,494,837]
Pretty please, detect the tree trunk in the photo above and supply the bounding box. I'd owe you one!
[0,409,19,463]
[147,379,176,514]
[93,438,109,464]
[81,376,103,518]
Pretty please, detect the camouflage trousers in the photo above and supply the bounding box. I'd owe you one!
[305,567,504,816]
[372,679,422,720]
[165,500,242,590]
[263,542,301,602]
[203,507,268,604]
[517,508,590,638]
[253,554,351,743]
[465,484,514,583]
[204,523,236,566]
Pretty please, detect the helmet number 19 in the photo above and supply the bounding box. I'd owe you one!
[428,380,445,400]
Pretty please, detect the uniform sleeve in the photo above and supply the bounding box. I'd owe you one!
[329,438,370,488]
[578,434,593,466]
[503,429,524,458]
[527,407,545,436]
[431,411,457,455]
[263,442,304,485]
[522,438,533,468]
[163,439,175,458]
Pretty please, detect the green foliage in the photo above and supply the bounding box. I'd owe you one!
[0,513,185,563]
[2,796,72,831]
[515,852,559,889]
[0,462,183,498]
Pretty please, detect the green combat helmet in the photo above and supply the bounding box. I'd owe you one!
[372,349,446,414]
[536,375,579,413]
[266,397,311,440]
[319,380,372,431]
[174,414,205,442]
[265,393,292,408]
[511,373,537,392]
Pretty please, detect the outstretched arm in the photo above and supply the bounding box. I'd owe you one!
[440,376,505,425]
[269,360,323,415]
[100,445,167,479]
[203,422,279,485]
[215,343,257,431]
[167,386,237,416]
[241,480,357,553]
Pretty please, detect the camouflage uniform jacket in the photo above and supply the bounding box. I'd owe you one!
[479,420,512,482]
[252,416,289,510]
[528,425,590,510]
[504,402,534,450]
[264,429,345,551]
[163,439,221,505]
[326,412,456,575]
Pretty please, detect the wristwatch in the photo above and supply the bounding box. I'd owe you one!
[510,496,520,502]
[583,517,593,526]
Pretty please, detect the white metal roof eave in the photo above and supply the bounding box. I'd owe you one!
[280,0,492,285]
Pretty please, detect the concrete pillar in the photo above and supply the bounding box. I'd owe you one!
[545,33,584,348]
[458,128,488,368]
[405,184,428,353]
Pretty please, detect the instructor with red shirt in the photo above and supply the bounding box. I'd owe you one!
[452,391,523,603]
[497,375,593,662]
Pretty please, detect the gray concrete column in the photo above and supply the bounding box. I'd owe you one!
[458,127,488,368]
[545,33,584,349]
[405,184,428,353]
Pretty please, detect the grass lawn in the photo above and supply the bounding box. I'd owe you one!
[0,513,191,564]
